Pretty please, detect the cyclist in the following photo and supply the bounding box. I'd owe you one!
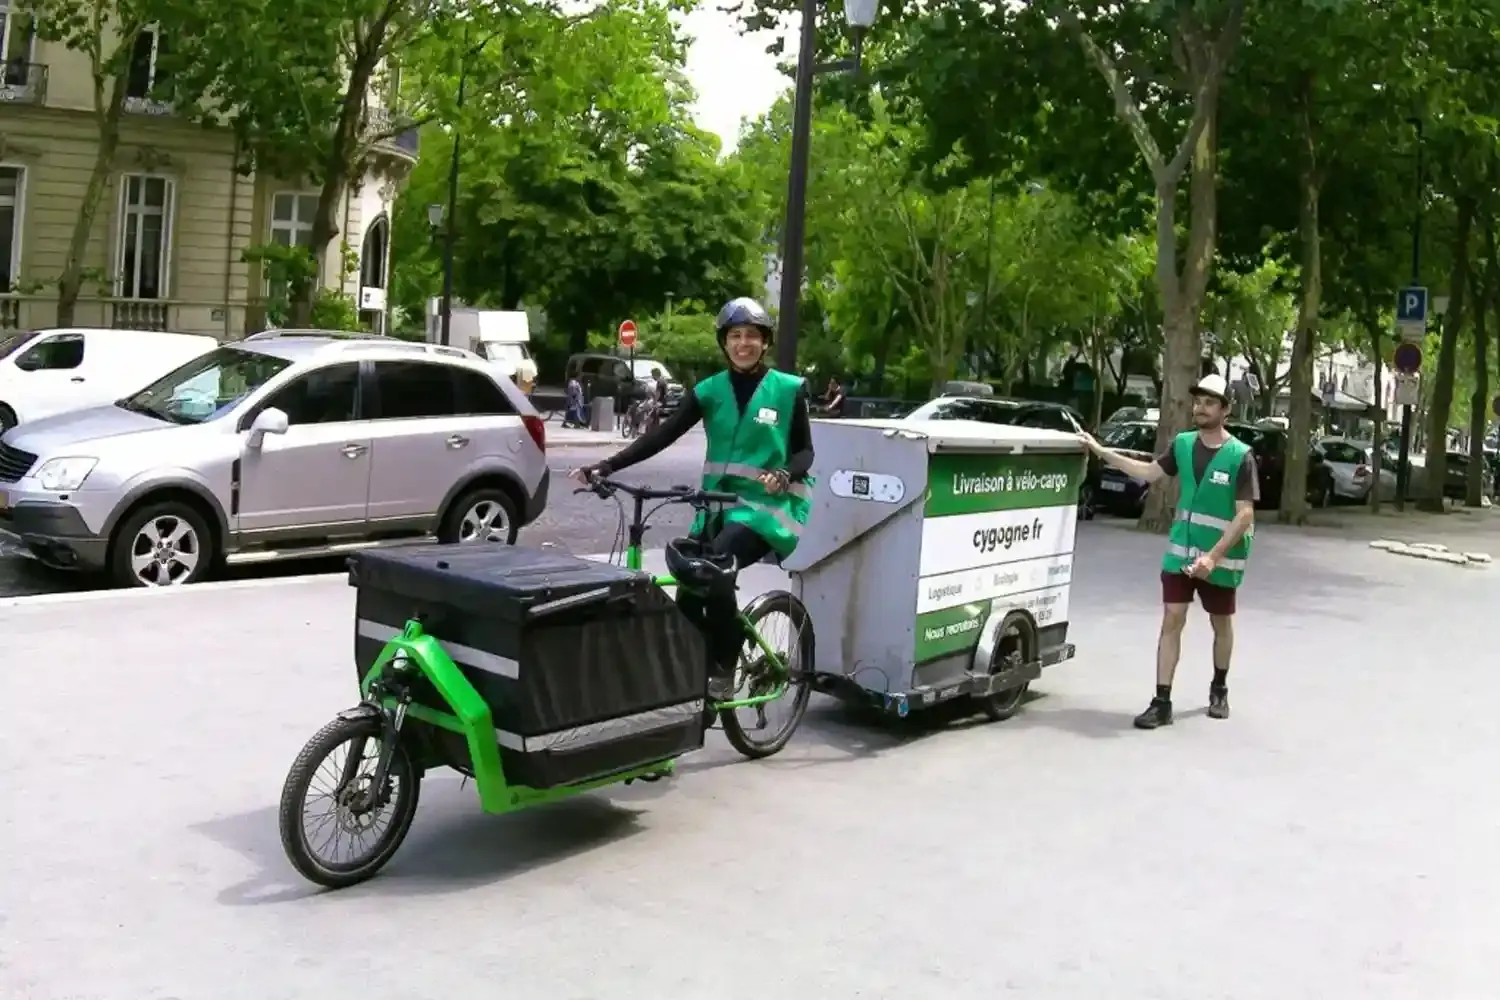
[570,297,816,700]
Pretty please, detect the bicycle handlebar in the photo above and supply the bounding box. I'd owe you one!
[573,476,740,506]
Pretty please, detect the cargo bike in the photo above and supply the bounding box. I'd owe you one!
[278,478,814,888]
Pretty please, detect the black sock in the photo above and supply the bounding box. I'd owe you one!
[1155,684,1172,702]
[1212,669,1228,690]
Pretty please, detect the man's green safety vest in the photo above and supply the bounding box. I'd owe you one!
[1160,431,1253,589]
[693,369,815,557]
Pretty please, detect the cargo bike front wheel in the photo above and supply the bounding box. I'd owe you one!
[278,711,421,889]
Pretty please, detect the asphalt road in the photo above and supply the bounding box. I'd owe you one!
[3,526,1494,997]
[0,431,704,597]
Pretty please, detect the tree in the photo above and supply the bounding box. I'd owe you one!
[386,2,762,354]
[162,0,516,325]
[30,0,194,324]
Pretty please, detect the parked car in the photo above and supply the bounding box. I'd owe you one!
[1101,405,1158,427]
[1093,420,1158,515]
[1392,449,1493,501]
[1094,420,1335,513]
[0,327,218,432]
[901,393,1097,517]
[1319,436,1396,503]
[0,331,549,588]
[565,352,683,409]
[631,359,685,414]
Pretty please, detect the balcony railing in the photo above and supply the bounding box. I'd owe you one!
[111,299,170,330]
[364,106,419,162]
[123,92,173,116]
[0,61,48,104]
[0,294,227,334]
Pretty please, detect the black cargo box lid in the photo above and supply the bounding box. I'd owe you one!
[348,544,652,622]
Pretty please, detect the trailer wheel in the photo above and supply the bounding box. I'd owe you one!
[977,611,1037,722]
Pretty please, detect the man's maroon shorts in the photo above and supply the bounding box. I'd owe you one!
[1160,570,1237,615]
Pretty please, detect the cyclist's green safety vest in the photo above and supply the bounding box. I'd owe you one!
[693,369,814,557]
[1161,431,1253,589]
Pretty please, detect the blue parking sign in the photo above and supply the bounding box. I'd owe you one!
[1397,286,1428,323]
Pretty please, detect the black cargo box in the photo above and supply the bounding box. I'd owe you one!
[349,544,708,788]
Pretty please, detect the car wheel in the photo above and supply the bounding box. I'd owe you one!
[1077,483,1095,520]
[439,486,520,545]
[109,500,215,588]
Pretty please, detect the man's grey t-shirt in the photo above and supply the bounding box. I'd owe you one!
[1154,434,1260,503]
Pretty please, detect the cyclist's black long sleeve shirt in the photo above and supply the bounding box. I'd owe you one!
[596,366,815,480]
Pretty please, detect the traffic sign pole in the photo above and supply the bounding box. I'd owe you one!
[1394,286,1427,511]
[618,320,638,432]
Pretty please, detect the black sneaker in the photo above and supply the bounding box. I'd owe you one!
[1208,686,1230,719]
[707,670,737,703]
[1133,697,1173,730]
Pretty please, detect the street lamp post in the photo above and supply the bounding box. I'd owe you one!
[773,0,880,373]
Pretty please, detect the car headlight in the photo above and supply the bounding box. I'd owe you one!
[35,457,98,491]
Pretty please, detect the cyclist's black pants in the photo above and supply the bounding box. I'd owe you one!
[676,522,772,678]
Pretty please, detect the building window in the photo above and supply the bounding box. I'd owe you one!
[270,192,319,249]
[0,165,21,294]
[361,218,388,290]
[0,2,36,88]
[125,25,169,102]
[117,174,174,300]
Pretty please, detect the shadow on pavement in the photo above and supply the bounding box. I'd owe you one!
[192,778,646,904]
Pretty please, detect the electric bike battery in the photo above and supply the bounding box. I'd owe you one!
[349,544,708,788]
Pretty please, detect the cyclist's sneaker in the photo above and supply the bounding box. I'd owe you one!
[1132,696,1173,730]
[707,670,736,702]
[1208,686,1230,719]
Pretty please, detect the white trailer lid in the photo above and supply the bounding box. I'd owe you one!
[818,417,1085,454]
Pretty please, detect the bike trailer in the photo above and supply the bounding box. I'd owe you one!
[349,544,708,788]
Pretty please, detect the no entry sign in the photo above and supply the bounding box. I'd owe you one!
[618,320,637,348]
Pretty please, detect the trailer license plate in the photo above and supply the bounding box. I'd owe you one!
[1101,481,1124,492]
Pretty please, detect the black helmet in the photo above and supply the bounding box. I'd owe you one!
[664,537,737,593]
[715,297,775,346]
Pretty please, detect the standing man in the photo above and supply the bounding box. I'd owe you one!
[1079,374,1258,729]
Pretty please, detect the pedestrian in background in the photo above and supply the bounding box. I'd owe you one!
[1078,374,1257,729]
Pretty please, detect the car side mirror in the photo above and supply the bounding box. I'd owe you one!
[14,351,39,371]
[246,407,288,448]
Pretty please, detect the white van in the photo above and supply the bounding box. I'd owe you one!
[0,327,218,431]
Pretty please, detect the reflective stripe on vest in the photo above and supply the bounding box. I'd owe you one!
[702,461,813,500]
[1164,542,1247,572]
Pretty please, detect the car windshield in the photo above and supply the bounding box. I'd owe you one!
[0,330,39,360]
[118,347,292,424]
[482,342,530,364]
[632,360,668,379]
[906,397,1023,423]
[1101,422,1157,452]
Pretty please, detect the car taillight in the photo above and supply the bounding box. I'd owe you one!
[1354,464,1370,479]
[522,414,545,452]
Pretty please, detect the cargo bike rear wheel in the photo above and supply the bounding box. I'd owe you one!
[278,712,421,889]
[717,590,815,759]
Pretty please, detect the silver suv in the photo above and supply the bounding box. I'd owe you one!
[0,331,551,587]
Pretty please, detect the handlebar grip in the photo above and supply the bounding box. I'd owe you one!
[701,491,741,504]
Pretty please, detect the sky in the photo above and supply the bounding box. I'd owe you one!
[679,5,797,150]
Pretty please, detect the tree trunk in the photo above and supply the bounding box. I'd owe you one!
[1419,194,1474,512]
[1137,118,1219,533]
[289,45,382,326]
[1279,73,1321,524]
[56,67,131,326]
[1467,220,1496,506]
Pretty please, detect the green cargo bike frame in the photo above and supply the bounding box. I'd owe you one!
[359,480,799,815]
